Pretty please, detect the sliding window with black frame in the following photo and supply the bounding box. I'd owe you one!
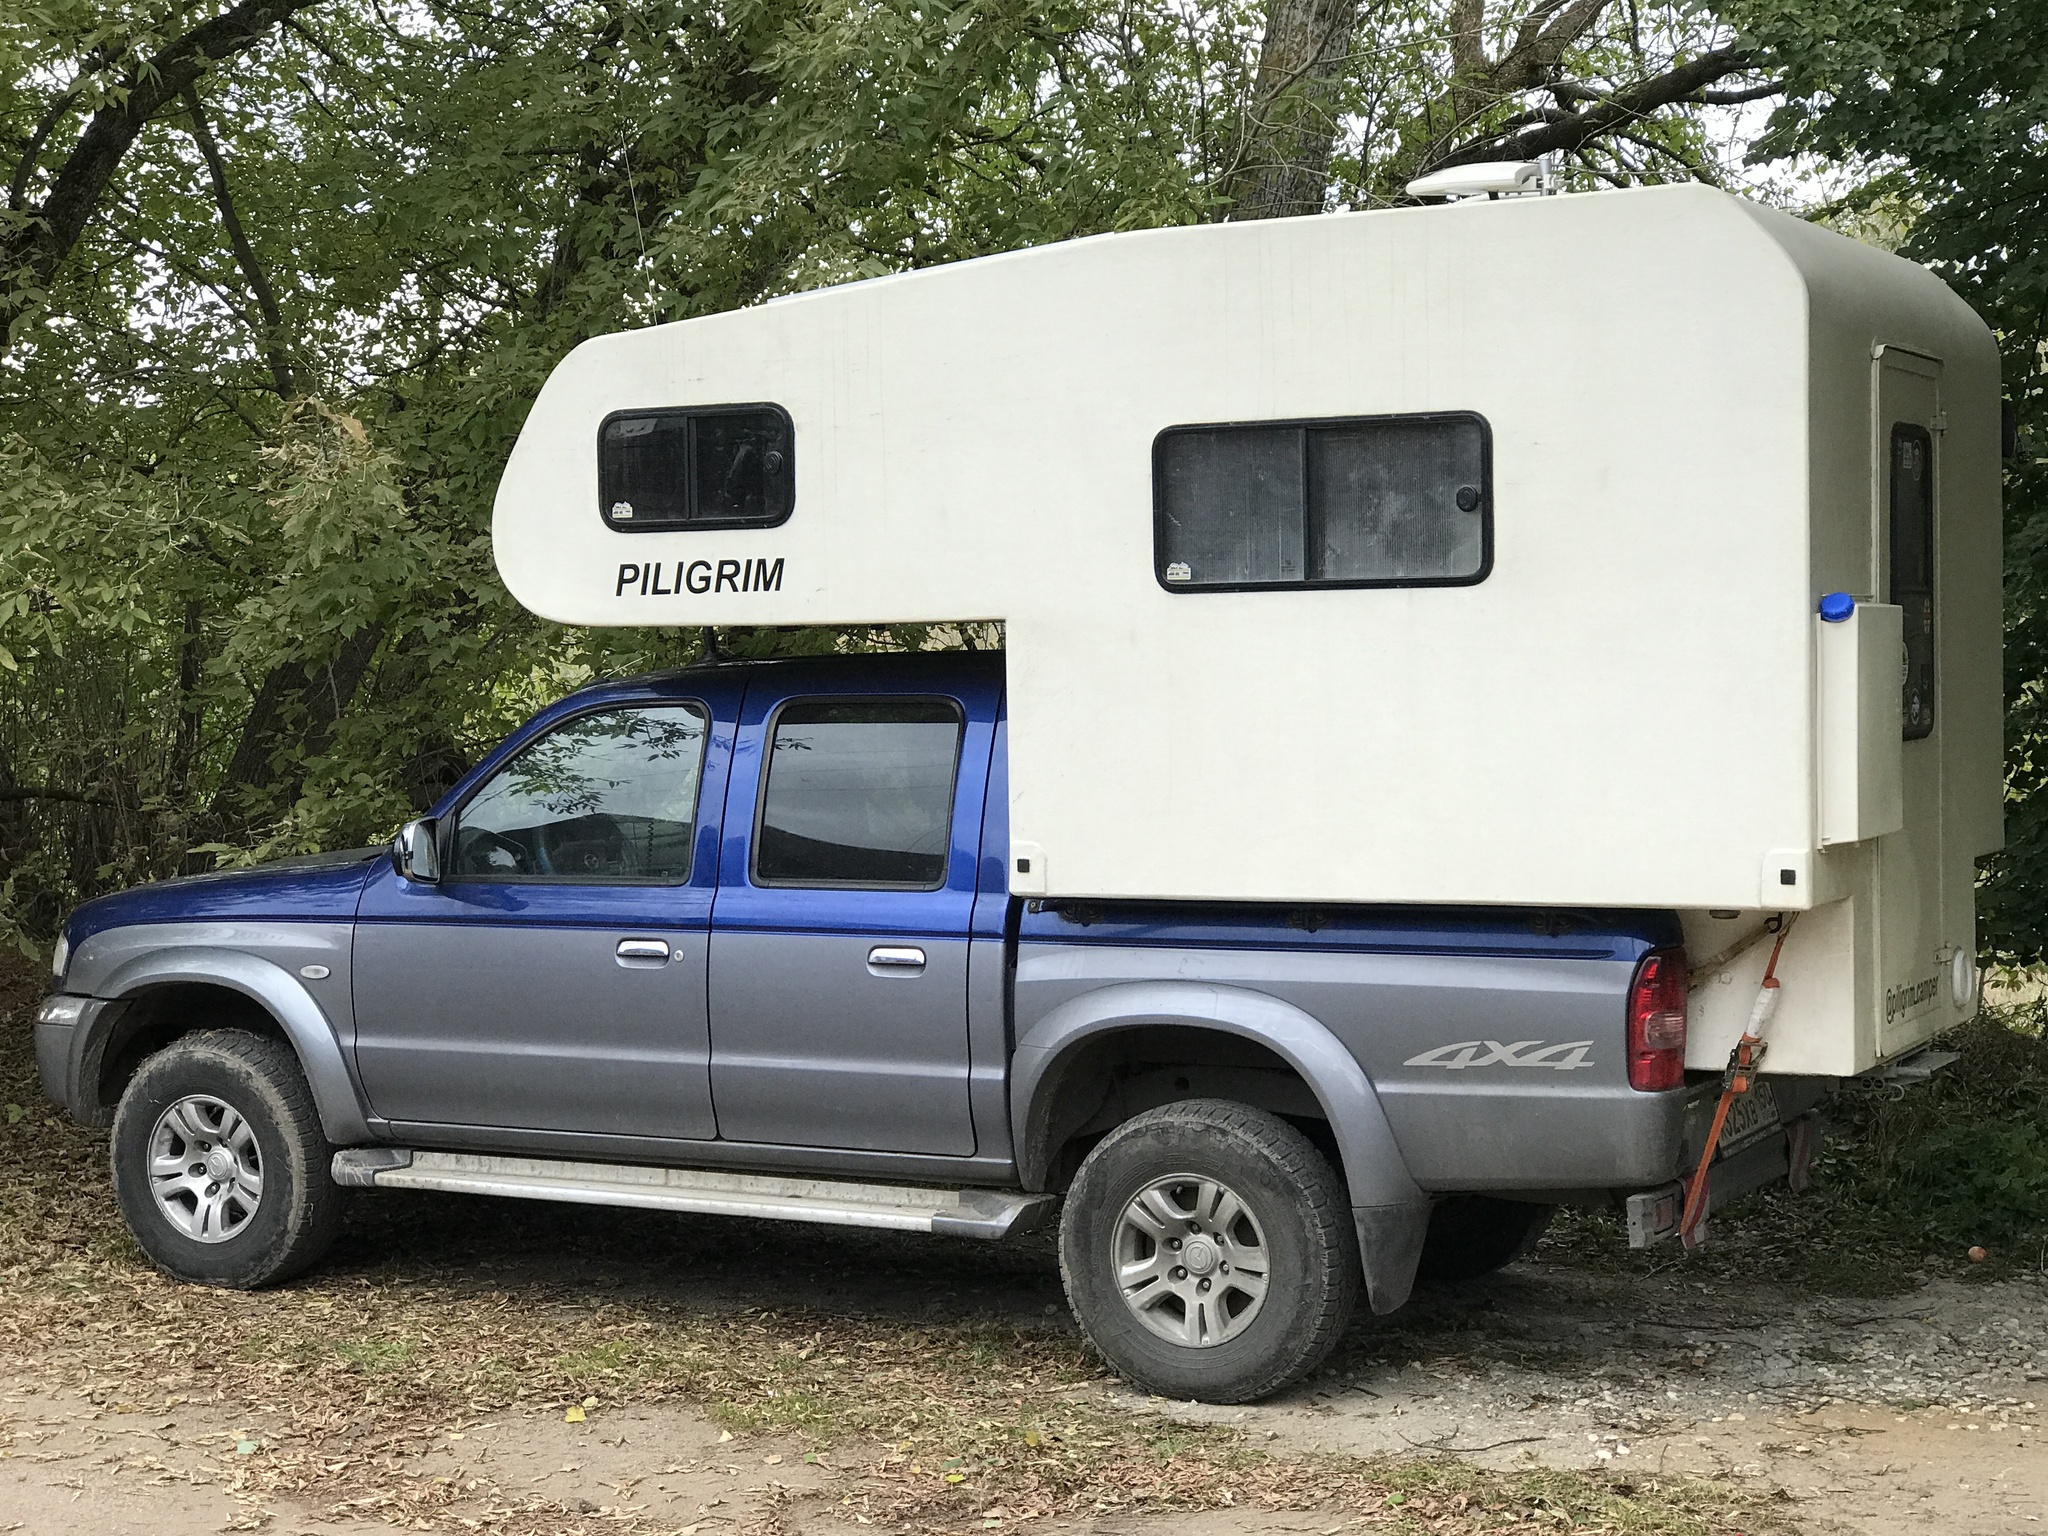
[1890,422,1936,740]
[1153,412,1491,591]
[599,404,794,531]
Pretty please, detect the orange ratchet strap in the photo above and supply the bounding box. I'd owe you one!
[1678,914,1793,1247]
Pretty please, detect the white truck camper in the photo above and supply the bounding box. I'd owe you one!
[493,182,2003,1085]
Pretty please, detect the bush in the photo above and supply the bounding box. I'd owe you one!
[1899,1119,2048,1246]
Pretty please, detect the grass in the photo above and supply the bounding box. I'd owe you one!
[0,945,1836,1534]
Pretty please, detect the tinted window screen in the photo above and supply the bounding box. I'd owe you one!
[601,406,792,530]
[1890,424,1935,740]
[1310,418,1485,581]
[1155,414,1489,589]
[455,705,708,882]
[755,700,963,888]
[1156,427,1304,585]
[692,411,792,523]
[600,415,689,524]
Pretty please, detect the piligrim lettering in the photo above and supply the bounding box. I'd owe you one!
[614,558,785,597]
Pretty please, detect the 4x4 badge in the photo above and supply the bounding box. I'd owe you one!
[1403,1039,1595,1071]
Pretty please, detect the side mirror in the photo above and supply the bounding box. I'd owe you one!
[394,818,441,883]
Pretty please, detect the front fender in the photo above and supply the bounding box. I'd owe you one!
[94,946,371,1145]
[1011,980,1430,1312]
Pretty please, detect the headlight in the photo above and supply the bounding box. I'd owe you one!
[50,932,69,982]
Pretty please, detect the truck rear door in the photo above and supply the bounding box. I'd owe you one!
[706,657,999,1155]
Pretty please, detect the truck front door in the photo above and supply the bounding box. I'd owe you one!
[707,662,996,1156]
[352,682,737,1140]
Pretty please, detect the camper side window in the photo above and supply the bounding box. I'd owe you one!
[599,405,794,531]
[1154,413,1489,590]
[1890,424,1935,740]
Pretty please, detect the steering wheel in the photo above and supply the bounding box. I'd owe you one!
[457,826,532,877]
[536,816,628,877]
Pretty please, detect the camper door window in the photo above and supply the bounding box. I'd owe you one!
[1153,413,1490,591]
[599,405,794,531]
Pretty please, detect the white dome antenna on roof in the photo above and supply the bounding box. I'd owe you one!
[1405,160,1542,200]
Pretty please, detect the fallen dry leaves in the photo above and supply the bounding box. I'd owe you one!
[0,953,1791,1534]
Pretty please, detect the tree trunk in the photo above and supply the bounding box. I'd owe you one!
[168,600,206,800]
[1226,0,1361,220]
[207,624,383,835]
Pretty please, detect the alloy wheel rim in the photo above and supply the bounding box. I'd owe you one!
[147,1094,263,1243]
[1113,1174,1270,1347]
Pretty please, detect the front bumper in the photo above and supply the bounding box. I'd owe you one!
[32,994,113,1122]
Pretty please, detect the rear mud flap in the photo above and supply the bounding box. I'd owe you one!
[1354,1202,1431,1314]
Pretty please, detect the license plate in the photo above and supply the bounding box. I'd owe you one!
[1716,1080,1781,1158]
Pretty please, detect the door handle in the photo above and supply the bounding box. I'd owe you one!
[616,938,671,962]
[867,945,927,971]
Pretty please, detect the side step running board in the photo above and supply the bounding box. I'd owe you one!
[331,1148,1053,1240]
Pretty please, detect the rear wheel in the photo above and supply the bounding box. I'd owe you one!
[1415,1195,1552,1284]
[1059,1100,1357,1403]
[111,1030,343,1288]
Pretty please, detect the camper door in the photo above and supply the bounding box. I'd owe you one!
[1872,346,1952,1056]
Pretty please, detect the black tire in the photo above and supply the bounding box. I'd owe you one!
[110,1029,343,1288]
[1415,1195,1552,1285]
[1059,1100,1358,1403]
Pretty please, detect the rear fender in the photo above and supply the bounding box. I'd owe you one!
[1012,980,1430,1313]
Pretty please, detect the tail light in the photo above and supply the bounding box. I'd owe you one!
[1627,947,1689,1091]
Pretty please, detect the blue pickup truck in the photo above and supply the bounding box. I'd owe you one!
[33,650,1819,1402]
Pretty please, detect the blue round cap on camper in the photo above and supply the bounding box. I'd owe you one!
[1818,592,1856,623]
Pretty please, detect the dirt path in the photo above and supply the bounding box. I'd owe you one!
[1,1379,830,1535]
[6,1192,2047,1535]
[1163,1259,2048,1533]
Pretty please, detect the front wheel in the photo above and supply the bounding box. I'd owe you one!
[1059,1100,1358,1403]
[110,1030,344,1288]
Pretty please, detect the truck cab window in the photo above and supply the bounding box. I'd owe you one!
[1890,424,1935,740]
[1155,413,1489,590]
[754,699,963,888]
[453,704,708,881]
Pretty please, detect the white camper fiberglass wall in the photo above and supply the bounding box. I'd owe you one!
[493,183,2003,1080]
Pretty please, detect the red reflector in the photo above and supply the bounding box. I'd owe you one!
[1627,947,1689,1092]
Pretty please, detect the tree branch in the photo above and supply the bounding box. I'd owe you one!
[9,82,86,212]
[183,86,297,397]
[1423,45,1759,172]
[0,786,122,810]
[1698,80,1785,105]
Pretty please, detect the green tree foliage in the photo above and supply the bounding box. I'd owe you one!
[1728,0,2047,959]
[0,0,1771,941]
